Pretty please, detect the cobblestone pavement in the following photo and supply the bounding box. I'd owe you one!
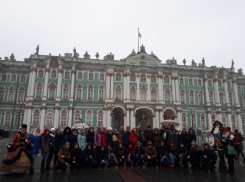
[1,138,245,182]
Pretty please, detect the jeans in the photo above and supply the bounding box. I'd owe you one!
[133,154,145,165]
[159,157,169,165]
[31,154,37,169]
[106,155,115,167]
[169,154,177,164]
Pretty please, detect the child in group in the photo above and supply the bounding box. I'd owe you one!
[71,143,84,170]
[98,145,107,168]
[91,143,99,168]
[84,143,97,168]
[168,140,178,168]
[125,142,135,166]
[187,140,201,170]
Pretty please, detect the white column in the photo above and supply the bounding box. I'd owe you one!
[216,110,222,122]
[226,110,232,130]
[107,109,111,128]
[136,75,140,101]
[110,74,114,100]
[207,111,212,130]
[177,110,182,129]
[29,67,37,100]
[54,107,60,128]
[68,107,72,127]
[23,107,28,125]
[26,70,33,100]
[123,74,126,102]
[26,107,32,133]
[103,109,107,128]
[171,77,176,103]
[175,77,180,103]
[236,110,243,134]
[147,76,151,101]
[223,79,230,106]
[154,110,159,128]
[204,78,210,106]
[42,66,50,101]
[126,74,130,101]
[70,67,75,102]
[106,73,110,101]
[232,80,240,107]
[130,109,134,128]
[126,109,130,129]
[214,79,220,106]
[159,110,163,128]
[56,65,63,101]
[157,75,163,102]
[40,106,45,131]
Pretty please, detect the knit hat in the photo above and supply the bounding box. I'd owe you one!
[103,127,107,131]
[136,126,140,129]
[137,141,141,146]
[114,129,118,132]
[126,126,130,130]
[51,128,55,131]
[191,140,196,146]
[65,142,70,146]
[147,125,151,128]
[109,127,112,131]
[120,126,124,129]
[21,124,27,128]
[107,143,111,147]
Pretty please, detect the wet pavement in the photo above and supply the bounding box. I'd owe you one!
[1,138,245,182]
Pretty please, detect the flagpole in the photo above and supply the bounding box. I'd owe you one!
[138,28,139,53]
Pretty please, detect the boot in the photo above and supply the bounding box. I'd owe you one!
[41,160,46,171]
[170,164,175,168]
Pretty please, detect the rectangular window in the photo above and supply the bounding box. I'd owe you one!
[88,89,93,101]
[8,90,15,102]
[100,74,104,81]
[189,79,193,86]
[199,93,203,105]
[99,90,104,101]
[63,88,69,100]
[130,74,136,81]
[76,88,82,101]
[198,79,202,86]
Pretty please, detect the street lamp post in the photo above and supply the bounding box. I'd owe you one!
[16,101,26,131]
[188,106,195,128]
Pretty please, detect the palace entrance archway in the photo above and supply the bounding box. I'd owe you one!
[111,107,124,130]
[135,108,153,130]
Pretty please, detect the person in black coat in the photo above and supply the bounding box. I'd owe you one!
[187,140,201,170]
[46,128,56,170]
[107,128,113,147]
[116,143,125,167]
[157,140,169,167]
[187,128,196,150]
[54,128,63,165]
[86,127,94,144]
[98,145,107,168]
[138,130,146,147]
[84,143,96,168]
[144,125,153,144]
[122,126,131,148]
[91,143,99,168]
[200,142,217,171]
[179,129,189,148]
[63,127,72,147]
[134,141,145,166]
[71,143,84,170]
[70,129,78,149]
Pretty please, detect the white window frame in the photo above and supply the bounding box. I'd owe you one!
[180,90,185,104]
[62,84,70,101]
[115,86,122,101]
[7,87,15,102]
[46,112,54,127]
[197,79,202,86]
[140,74,146,83]
[60,112,68,126]
[50,69,57,79]
[198,92,204,105]
[4,114,11,127]
[151,75,156,83]
[32,112,40,127]
[208,80,212,87]
[97,113,103,127]
[64,71,71,80]
[17,87,25,102]
[87,85,94,101]
[75,85,83,101]
[77,72,83,80]
[74,113,81,124]
[37,69,44,79]
[0,86,6,102]
[1,74,7,82]
[218,80,222,87]
[10,74,17,82]
[85,110,93,126]
[130,87,136,101]
[35,82,43,100]
[115,73,122,82]
[19,75,26,83]
[130,74,136,82]
[88,72,94,81]
[164,76,169,84]
[200,116,206,130]
[99,73,105,81]
[179,78,184,86]
[188,78,193,86]
[98,86,105,101]
[189,90,195,105]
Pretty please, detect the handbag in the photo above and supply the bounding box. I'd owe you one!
[227,144,236,155]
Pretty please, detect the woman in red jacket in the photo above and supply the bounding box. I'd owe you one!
[129,128,138,151]
[101,127,107,149]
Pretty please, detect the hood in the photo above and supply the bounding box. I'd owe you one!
[103,127,107,131]
[63,127,72,136]
[188,128,195,135]
[196,128,203,135]
[153,128,160,135]
[88,127,94,135]
[203,142,211,150]
[147,141,153,146]
[132,128,136,133]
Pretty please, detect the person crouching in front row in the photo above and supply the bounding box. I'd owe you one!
[53,142,71,172]
[145,141,157,167]
[71,143,84,170]
[106,143,116,167]
[125,142,135,167]
[134,141,145,166]
[200,142,217,171]
[84,143,97,169]
[116,143,125,167]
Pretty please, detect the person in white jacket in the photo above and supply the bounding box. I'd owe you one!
[205,130,215,149]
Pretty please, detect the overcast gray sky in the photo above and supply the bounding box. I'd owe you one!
[0,0,244,71]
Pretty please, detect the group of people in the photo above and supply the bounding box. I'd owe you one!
[0,120,244,174]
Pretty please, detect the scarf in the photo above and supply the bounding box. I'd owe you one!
[33,128,42,137]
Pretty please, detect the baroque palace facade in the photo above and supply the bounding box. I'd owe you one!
[0,45,245,133]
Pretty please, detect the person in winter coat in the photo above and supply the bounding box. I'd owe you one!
[63,127,72,147]
[200,142,217,171]
[125,142,135,166]
[157,140,169,167]
[187,128,196,149]
[119,126,125,136]
[46,128,56,170]
[28,128,42,174]
[179,129,189,148]
[133,141,145,166]
[94,127,102,148]
[123,126,131,148]
[160,125,167,142]
[138,130,146,147]
[54,128,63,165]
[153,128,161,149]
[86,127,95,144]
[234,129,245,162]
[53,142,71,172]
[106,143,115,167]
[116,143,125,167]
[187,140,201,170]
[112,129,119,149]
[84,143,96,168]
[178,142,189,168]
[71,143,84,170]
[91,143,99,168]
[101,127,108,149]
[70,129,78,149]
[98,145,107,168]
[107,128,113,148]
[196,128,205,151]
[117,130,123,146]
[144,125,153,144]
[41,129,51,171]
[205,130,215,149]
[168,129,179,148]
[145,141,157,167]
[129,128,138,151]
[77,128,86,150]
[168,140,178,168]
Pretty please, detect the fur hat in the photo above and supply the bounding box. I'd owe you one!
[126,126,130,130]
[21,124,27,128]
[65,142,70,146]
[120,126,124,129]
[51,128,55,131]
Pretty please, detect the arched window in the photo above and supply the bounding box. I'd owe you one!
[140,86,146,101]
[11,75,16,82]
[8,87,15,102]
[115,85,122,101]
[209,91,214,105]
[4,115,11,127]
[116,73,121,81]
[140,74,146,82]
[62,84,69,100]
[239,97,243,108]
[88,85,93,101]
[192,114,197,129]
[99,74,104,81]
[222,117,227,127]
[208,80,212,87]
[46,113,53,127]
[38,70,44,78]
[14,114,20,128]
[51,70,57,79]
[227,81,231,88]
[229,92,233,105]
[1,74,7,82]
[130,86,136,101]
[218,80,222,87]
[98,114,103,126]
[33,113,40,127]
[61,113,67,126]
[98,86,105,101]
[88,73,94,80]
[198,79,202,86]
[130,74,136,81]
[0,86,5,102]
[74,114,80,124]
[198,91,204,105]
[179,78,184,85]
[180,90,185,104]
[36,83,43,99]
[219,92,224,105]
[86,110,92,126]
[201,116,206,129]
[18,87,25,101]
[76,85,82,101]
[151,87,157,102]
[151,75,156,83]
[64,71,70,79]
[182,115,187,128]
[165,88,171,104]
[20,75,26,83]
[189,90,195,104]
[77,72,83,80]
[48,84,56,100]
[164,76,169,84]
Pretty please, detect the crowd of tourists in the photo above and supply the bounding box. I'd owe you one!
[0,120,244,174]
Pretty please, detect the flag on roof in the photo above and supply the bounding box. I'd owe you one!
[138,32,142,38]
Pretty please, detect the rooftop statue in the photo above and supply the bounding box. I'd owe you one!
[73,47,76,56]
[84,51,90,59]
[202,57,205,66]
[36,44,39,55]
[10,53,16,61]
[231,60,234,69]
[191,59,196,66]
[95,52,99,59]
[182,59,186,65]
[127,49,136,58]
